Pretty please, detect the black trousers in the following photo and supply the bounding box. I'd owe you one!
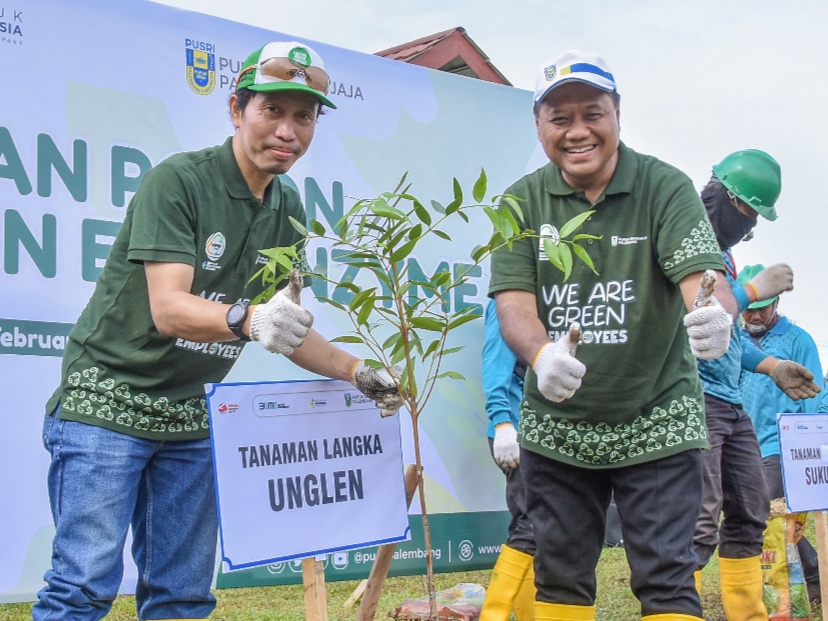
[521,447,703,617]
[693,395,769,566]
[764,453,820,587]
[489,438,536,555]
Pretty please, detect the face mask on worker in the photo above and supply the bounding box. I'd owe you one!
[701,180,758,250]
[744,303,780,337]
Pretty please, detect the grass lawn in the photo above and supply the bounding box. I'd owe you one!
[5,546,818,621]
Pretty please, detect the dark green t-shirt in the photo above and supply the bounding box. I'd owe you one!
[46,137,309,441]
[489,142,723,468]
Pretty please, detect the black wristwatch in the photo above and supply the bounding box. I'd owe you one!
[226,301,251,342]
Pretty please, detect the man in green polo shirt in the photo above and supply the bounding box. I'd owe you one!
[489,50,735,621]
[33,41,401,621]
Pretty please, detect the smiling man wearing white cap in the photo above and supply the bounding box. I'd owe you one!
[33,41,402,621]
[488,50,738,621]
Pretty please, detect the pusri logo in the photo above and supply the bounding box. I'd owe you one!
[217,402,239,414]
[538,223,560,260]
[186,39,216,96]
[308,398,327,409]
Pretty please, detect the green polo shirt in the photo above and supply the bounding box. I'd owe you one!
[489,142,723,468]
[46,137,309,441]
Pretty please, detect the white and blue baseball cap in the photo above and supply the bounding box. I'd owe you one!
[534,50,617,104]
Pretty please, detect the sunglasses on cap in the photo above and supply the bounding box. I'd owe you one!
[238,56,331,96]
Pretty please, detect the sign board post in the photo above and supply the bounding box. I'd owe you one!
[205,378,410,571]
[777,413,828,620]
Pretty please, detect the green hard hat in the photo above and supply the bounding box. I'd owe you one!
[736,264,777,309]
[713,149,781,221]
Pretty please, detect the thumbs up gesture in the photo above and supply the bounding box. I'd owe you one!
[683,270,731,360]
[532,322,586,403]
[250,269,314,355]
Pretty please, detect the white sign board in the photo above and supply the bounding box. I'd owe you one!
[206,379,410,571]
[778,413,828,512]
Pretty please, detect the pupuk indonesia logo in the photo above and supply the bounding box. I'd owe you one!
[186,38,216,95]
[0,7,24,44]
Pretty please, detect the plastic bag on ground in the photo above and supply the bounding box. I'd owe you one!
[389,583,486,621]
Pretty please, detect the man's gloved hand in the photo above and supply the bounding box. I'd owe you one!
[249,269,314,355]
[684,270,732,360]
[770,360,822,401]
[747,263,794,302]
[351,361,404,417]
[532,322,586,403]
[493,423,520,471]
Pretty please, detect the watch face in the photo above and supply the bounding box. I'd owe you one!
[227,303,246,326]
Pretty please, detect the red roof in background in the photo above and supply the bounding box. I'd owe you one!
[375,27,511,86]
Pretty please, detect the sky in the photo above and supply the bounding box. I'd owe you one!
[153,0,828,367]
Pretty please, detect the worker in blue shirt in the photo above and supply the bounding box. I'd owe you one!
[738,264,824,601]
[479,298,535,621]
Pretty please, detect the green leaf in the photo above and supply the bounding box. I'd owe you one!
[543,238,565,271]
[472,169,488,203]
[409,316,445,331]
[560,242,573,281]
[448,313,481,329]
[442,345,465,355]
[310,219,326,236]
[317,296,346,311]
[390,238,418,263]
[390,341,408,365]
[363,358,384,369]
[560,210,594,238]
[433,229,452,241]
[288,216,308,236]
[437,370,465,381]
[572,242,600,275]
[382,332,402,349]
[457,209,469,223]
[452,177,463,203]
[413,202,432,226]
[368,197,406,220]
[445,196,463,215]
[431,200,446,214]
[356,298,375,325]
[572,233,602,241]
[333,281,361,294]
[330,335,365,344]
[392,171,409,194]
[423,339,442,359]
[408,223,423,241]
[349,287,377,312]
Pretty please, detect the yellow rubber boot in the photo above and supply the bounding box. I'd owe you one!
[480,544,534,621]
[694,569,703,596]
[719,555,769,621]
[642,615,705,621]
[534,602,595,620]
[512,563,536,620]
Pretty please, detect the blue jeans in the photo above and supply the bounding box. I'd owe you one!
[33,414,218,621]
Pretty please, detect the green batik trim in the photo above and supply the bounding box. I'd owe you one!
[663,218,719,270]
[63,366,209,434]
[520,395,706,466]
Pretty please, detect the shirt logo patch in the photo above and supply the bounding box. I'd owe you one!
[205,232,226,261]
[611,235,648,246]
[539,223,560,260]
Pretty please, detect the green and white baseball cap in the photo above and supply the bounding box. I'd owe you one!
[236,41,336,109]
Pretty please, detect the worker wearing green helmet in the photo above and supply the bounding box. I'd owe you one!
[737,264,824,605]
[692,150,821,621]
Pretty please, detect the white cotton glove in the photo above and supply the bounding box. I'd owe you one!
[769,360,822,401]
[350,361,404,417]
[747,263,794,302]
[532,322,586,403]
[684,270,731,360]
[249,269,314,356]
[493,423,520,471]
